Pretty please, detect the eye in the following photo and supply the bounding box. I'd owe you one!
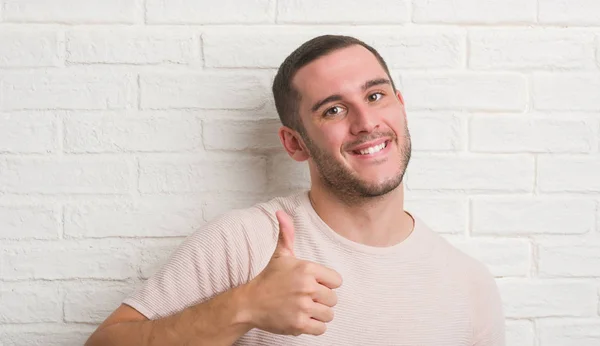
[368,92,384,102]
[324,105,345,117]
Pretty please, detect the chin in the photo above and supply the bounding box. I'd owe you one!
[355,173,404,197]
[356,168,400,184]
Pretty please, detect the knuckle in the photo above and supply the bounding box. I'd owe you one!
[297,277,316,294]
[315,323,327,335]
[292,314,307,331]
[300,261,316,274]
[298,298,312,313]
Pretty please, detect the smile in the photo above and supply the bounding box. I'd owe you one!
[353,141,389,156]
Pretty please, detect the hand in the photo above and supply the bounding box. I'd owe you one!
[244,210,343,336]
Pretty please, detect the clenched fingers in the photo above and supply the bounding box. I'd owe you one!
[310,302,335,323]
[312,283,338,307]
[313,265,343,289]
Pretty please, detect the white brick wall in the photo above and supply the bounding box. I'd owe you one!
[66,28,200,65]
[0,1,598,345]
[412,0,537,24]
[3,0,143,24]
[401,73,528,111]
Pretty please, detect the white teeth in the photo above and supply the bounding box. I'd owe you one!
[358,142,386,155]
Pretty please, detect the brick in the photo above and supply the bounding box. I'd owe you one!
[469,29,596,70]
[267,152,311,193]
[0,70,136,111]
[203,28,314,68]
[401,73,527,111]
[406,155,534,192]
[67,28,197,64]
[63,281,134,323]
[198,108,280,121]
[0,282,61,323]
[498,279,597,318]
[0,204,58,239]
[146,0,273,24]
[366,29,464,69]
[0,28,61,67]
[139,156,267,193]
[63,111,203,153]
[0,157,131,194]
[539,0,600,25]
[203,119,281,151]
[0,240,137,279]
[204,27,463,69]
[539,319,600,346]
[0,112,57,153]
[593,221,600,246]
[598,200,600,234]
[597,35,600,68]
[0,324,96,346]
[404,197,467,234]
[413,0,535,24]
[277,0,409,24]
[3,0,140,24]
[538,156,600,192]
[469,116,595,153]
[408,112,462,152]
[140,72,268,110]
[138,238,183,278]
[506,320,534,346]
[64,198,204,238]
[449,239,530,277]
[472,197,595,235]
[534,73,600,111]
[539,240,600,277]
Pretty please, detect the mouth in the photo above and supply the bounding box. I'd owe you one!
[350,140,390,157]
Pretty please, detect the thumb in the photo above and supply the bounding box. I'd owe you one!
[273,210,295,258]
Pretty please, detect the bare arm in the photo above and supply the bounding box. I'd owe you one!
[86,211,342,346]
[85,284,254,346]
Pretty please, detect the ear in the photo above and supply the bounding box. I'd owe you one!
[395,89,405,106]
[278,126,310,162]
[395,90,408,122]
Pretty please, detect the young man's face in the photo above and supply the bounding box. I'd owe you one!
[292,44,412,199]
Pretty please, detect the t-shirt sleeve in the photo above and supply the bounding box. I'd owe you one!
[122,208,271,320]
[471,264,506,346]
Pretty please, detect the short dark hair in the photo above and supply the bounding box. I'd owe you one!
[272,35,396,133]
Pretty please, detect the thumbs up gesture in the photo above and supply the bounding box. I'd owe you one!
[272,210,296,258]
[243,210,343,336]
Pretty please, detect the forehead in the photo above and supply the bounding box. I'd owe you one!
[292,45,389,103]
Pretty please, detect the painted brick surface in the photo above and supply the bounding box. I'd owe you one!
[1,1,599,345]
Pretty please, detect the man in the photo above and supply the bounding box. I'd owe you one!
[85,35,505,346]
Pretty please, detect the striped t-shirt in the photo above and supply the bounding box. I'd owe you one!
[123,191,505,345]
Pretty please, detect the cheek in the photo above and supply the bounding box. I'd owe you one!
[384,107,407,131]
[320,126,348,154]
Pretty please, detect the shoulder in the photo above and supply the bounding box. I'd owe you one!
[413,216,496,286]
[185,192,307,252]
[415,217,503,327]
[421,228,506,344]
[203,192,306,232]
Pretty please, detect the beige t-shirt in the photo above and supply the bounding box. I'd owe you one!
[123,191,505,345]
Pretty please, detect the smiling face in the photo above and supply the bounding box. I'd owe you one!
[286,44,412,202]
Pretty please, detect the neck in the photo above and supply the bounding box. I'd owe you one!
[308,182,414,247]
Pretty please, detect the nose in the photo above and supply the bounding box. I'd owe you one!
[349,103,379,135]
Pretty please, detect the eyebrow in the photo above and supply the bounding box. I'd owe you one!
[310,78,392,113]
